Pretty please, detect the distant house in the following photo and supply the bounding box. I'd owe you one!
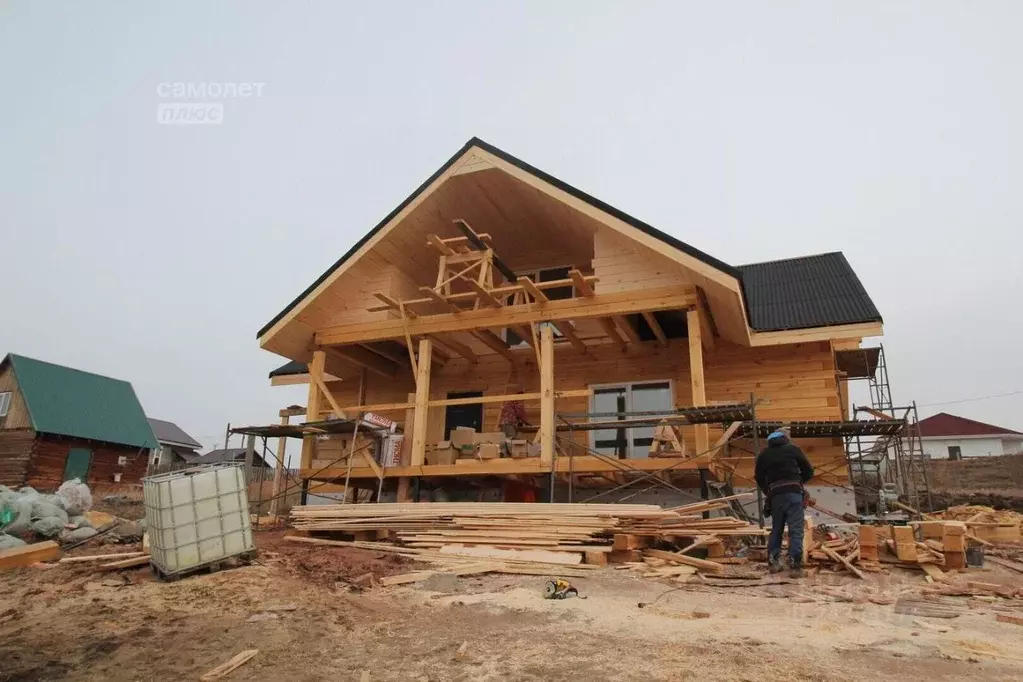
[147,418,202,468]
[0,354,156,490]
[194,447,272,468]
[914,412,1023,460]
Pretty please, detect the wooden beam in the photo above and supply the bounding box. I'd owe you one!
[420,286,461,312]
[319,286,698,346]
[360,449,383,480]
[687,310,709,455]
[471,330,515,361]
[598,318,628,351]
[0,540,60,570]
[313,373,347,419]
[410,339,432,467]
[427,234,455,255]
[326,346,397,379]
[465,278,503,307]
[540,325,555,466]
[642,311,668,347]
[278,406,307,418]
[569,269,594,296]
[428,334,478,363]
[612,315,641,343]
[518,277,547,302]
[300,350,326,468]
[695,288,716,352]
[397,393,415,502]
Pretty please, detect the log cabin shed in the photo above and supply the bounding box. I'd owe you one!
[257,138,886,510]
[0,354,156,490]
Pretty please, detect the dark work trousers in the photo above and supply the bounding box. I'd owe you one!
[767,491,805,566]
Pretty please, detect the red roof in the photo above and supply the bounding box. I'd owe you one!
[916,412,1023,438]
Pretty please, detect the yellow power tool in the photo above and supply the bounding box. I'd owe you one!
[543,578,581,599]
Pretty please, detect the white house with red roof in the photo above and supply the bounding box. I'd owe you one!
[914,412,1023,460]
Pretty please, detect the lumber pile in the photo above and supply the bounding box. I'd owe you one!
[290,499,764,557]
[925,505,1022,545]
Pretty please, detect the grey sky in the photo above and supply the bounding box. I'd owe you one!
[2,2,1021,461]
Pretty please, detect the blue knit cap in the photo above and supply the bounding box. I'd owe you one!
[767,430,787,442]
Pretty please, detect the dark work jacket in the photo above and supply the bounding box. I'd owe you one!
[754,435,814,498]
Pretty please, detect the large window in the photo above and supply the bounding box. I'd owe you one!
[590,381,673,459]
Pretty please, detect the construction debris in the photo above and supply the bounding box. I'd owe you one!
[199,649,259,681]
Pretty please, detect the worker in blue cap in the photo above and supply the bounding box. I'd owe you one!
[755,428,814,577]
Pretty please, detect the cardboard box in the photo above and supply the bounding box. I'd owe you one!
[450,427,476,449]
[380,434,404,467]
[426,443,456,466]
[509,439,529,458]
[478,443,500,459]
[474,431,505,445]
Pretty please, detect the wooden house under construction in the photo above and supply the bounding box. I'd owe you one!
[254,138,901,514]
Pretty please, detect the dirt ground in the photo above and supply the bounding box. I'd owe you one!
[2,531,1023,682]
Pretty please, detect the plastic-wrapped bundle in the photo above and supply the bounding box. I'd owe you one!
[0,533,26,550]
[68,515,91,528]
[0,496,34,536]
[61,526,98,543]
[30,497,69,526]
[30,516,66,538]
[55,479,92,516]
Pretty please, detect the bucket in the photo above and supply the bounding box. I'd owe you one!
[966,546,985,568]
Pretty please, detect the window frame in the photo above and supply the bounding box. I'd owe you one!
[588,379,675,459]
[0,391,11,418]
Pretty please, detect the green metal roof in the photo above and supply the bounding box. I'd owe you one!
[3,354,157,449]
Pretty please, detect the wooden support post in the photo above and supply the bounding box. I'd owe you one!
[397,393,415,502]
[244,433,256,488]
[687,309,709,455]
[411,339,433,467]
[540,325,555,466]
[269,413,289,517]
[300,350,326,470]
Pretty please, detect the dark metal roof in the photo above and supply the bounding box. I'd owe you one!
[256,139,882,338]
[737,252,882,332]
[268,360,307,378]
[195,448,271,467]
[147,417,202,449]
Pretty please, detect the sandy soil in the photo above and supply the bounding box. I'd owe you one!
[2,532,1022,681]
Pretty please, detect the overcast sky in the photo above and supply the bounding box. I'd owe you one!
[2,2,1021,460]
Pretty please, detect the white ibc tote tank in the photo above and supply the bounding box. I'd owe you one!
[143,463,255,578]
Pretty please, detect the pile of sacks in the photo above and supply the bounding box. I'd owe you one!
[0,479,96,549]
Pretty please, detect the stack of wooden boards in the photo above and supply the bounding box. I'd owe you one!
[289,497,764,565]
[926,505,1022,544]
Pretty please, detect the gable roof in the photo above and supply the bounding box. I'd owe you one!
[737,253,882,331]
[147,418,202,449]
[257,137,882,342]
[2,354,156,449]
[916,412,1023,438]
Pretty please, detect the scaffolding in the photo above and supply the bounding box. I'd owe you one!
[835,344,932,515]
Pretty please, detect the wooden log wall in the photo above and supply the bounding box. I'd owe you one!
[0,365,33,430]
[320,337,848,483]
[0,429,35,487]
[26,435,149,492]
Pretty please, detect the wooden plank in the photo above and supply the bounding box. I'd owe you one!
[200,650,259,681]
[687,309,709,455]
[411,339,432,467]
[0,541,61,570]
[612,315,641,343]
[428,334,478,363]
[820,546,866,579]
[97,555,151,571]
[438,545,583,565]
[313,372,347,419]
[997,614,1023,627]
[59,552,146,564]
[642,311,668,347]
[540,325,555,466]
[360,450,383,480]
[427,234,456,255]
[569,269,594,296]
[642,548,724,572]
[597,318,628,351]
[919,562,946,582]
[300,350,326,468]
[369,276,600,311]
